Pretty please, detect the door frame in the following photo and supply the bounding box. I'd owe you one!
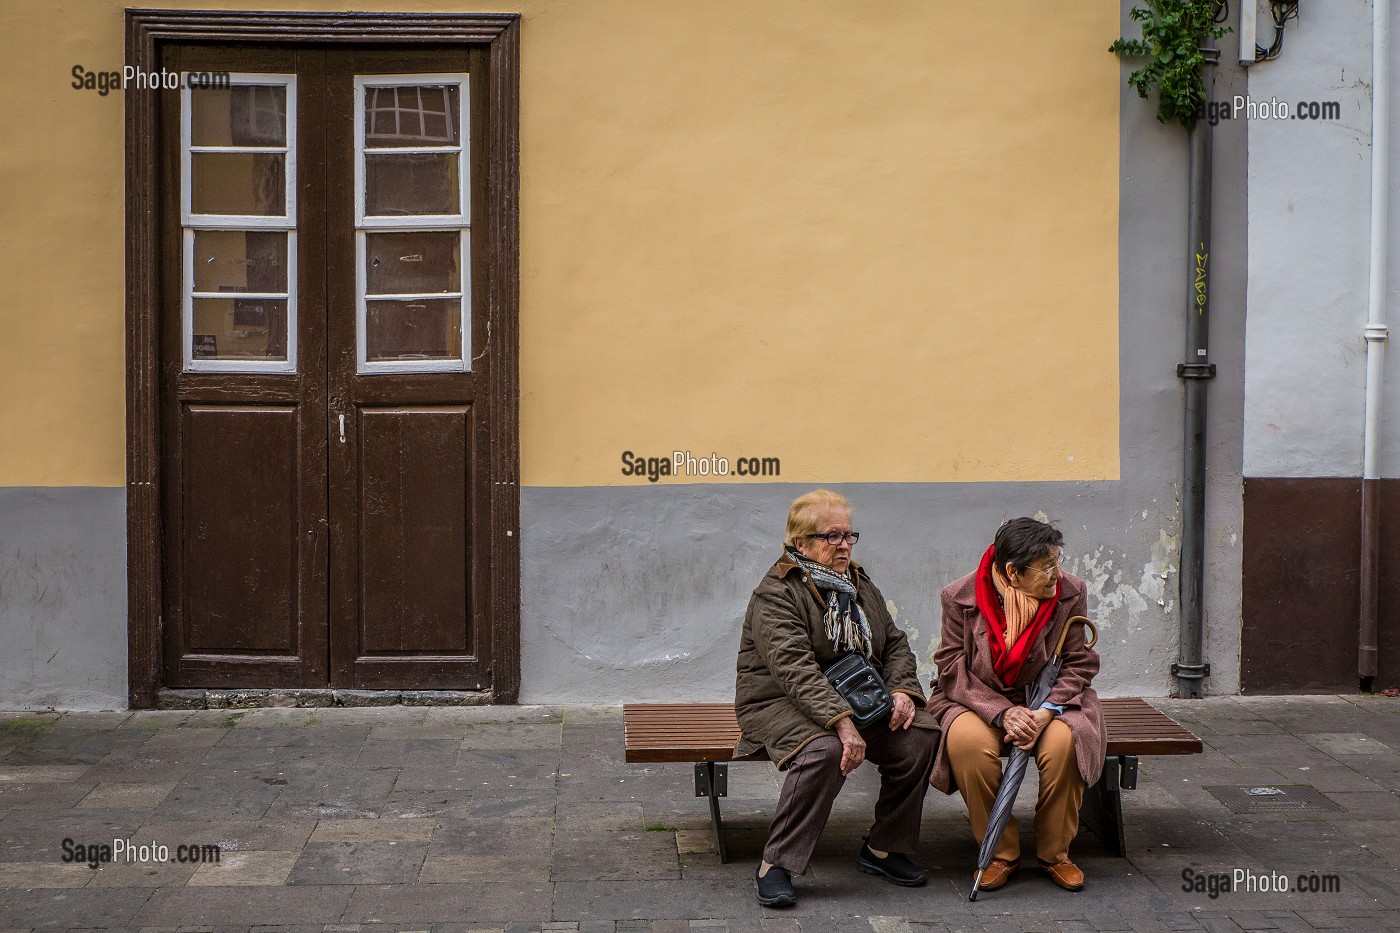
[124,9,521,708]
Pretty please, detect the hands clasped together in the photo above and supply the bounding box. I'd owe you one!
[1000,705,1054,751]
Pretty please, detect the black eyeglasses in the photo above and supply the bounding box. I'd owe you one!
[808,531,860,545]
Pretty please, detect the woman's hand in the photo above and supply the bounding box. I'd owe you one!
[1002,706,1055,750]
[834,717,867,774]
[888,692,916,730]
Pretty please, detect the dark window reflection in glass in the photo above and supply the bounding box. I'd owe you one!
[365,85,459,147]
[193,231,288,293]
[192,298,289,360]
[366,232,460,295]
[366,299,462,361]
[192,85,287,147]
[191,152,286,216]
[364,153,459,216]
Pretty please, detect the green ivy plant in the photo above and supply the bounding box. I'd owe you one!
[1110,0,1231,129]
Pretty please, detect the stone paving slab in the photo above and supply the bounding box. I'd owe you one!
[311,818,438,843]
[342,881,555,923]
[354,739,463,770]
[0,885,155,927]
[0,806,152,861]
[552,828,681,882]
[382,788,479,820]
[133,817,317,852]
[133,883,354,925]
[0,859,95,887]
[75,780,180,809]
[0,778,99,810]
[187,849,300,886]
[288,840,429,885]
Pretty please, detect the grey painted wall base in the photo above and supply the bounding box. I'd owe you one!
[0,487,128,710]
[518,480,1224,705]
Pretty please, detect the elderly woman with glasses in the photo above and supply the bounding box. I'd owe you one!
[735,489,939,909]
[926,517,1105,894]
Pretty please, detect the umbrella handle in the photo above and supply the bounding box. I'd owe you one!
[1053,614,1098,655]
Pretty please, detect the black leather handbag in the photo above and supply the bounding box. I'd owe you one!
[823,653,894,729]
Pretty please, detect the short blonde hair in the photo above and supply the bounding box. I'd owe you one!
[784,489,853,546]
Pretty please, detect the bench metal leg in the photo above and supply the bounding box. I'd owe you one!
[694,761,730,863]
[1080,755,1129,858]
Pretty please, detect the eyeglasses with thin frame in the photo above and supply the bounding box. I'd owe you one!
[808,530,860,546]
[1026,553,1065,579]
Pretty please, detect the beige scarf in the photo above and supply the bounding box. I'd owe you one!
[991,561,1043,647]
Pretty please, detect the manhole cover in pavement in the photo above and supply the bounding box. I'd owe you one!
[1204,784,1343,814]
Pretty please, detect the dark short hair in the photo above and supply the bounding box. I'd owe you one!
[993,517,1064,575]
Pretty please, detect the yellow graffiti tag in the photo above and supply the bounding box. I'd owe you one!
[1194,243,1208,315]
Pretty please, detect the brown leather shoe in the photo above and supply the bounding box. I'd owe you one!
[977,858,1019,891]
[1040,859,1085,891]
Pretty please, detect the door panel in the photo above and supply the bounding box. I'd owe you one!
[181,404,299,653]
[327,49,491,689]
[161,45,329,689]
[358,406,473,654]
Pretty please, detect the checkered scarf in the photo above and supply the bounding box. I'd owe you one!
[786,546,873,658]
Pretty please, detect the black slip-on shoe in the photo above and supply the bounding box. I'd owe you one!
[857,841,929,887]
[755,864,797,907]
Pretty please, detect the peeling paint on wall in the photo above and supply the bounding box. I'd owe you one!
[1070,528,1180,627]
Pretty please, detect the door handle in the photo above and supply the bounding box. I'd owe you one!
[339,414,346,444]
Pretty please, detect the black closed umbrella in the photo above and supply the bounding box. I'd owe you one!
[969,614,1097,902]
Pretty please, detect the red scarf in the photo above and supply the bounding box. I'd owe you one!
[974,544,1060,686]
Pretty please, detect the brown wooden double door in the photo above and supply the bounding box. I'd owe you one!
[159,45,497,691]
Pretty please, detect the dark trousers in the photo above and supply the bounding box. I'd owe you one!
[762,724,937,874]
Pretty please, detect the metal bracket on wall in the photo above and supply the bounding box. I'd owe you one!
[1176,363,1217,379]
[1171,661,1212,678]
[1119,755,1140,790]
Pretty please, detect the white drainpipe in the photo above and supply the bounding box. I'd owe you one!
[1361,0,1391,683]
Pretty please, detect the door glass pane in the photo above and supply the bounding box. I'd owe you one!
[192,298,289,360]
[366,299,462,361]
[365,153,458,216]
[191,85,288,147]
[365,85,460,147]
[191,152,287,216]
[193,231,288,293]
[366,232,460,295]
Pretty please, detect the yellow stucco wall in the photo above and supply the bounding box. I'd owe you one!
[0,0,1118,488]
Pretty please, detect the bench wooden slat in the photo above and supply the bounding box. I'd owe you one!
[623,697,1202,763]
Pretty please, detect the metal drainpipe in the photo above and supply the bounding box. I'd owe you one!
[1174,39,1220,699]
[1361,0,1391,690]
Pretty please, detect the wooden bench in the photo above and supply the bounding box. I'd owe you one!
[623,697,1202,863]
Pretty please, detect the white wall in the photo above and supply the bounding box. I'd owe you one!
[1244,0,1390,478]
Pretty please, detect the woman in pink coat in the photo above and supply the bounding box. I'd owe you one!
[925,517,1105,893]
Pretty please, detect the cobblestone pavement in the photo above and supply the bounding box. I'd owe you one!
[3,697,1400,930]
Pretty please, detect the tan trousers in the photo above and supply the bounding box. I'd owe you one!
[946,709,1085,864]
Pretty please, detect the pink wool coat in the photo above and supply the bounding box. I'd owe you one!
[925,569,1106,794]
